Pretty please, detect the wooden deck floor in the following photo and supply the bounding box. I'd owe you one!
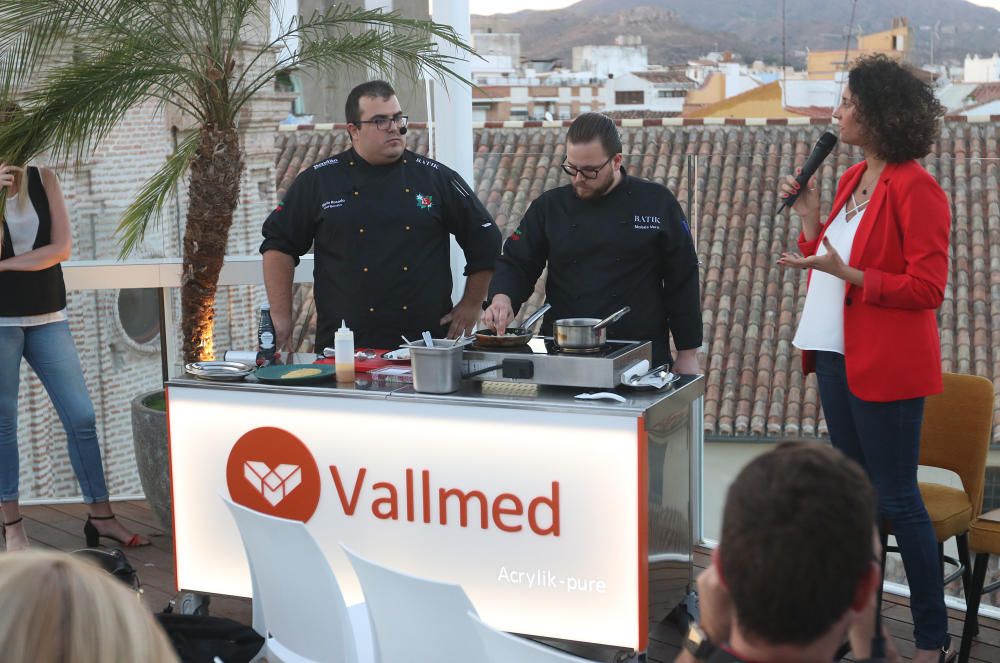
[15,500,1000,662]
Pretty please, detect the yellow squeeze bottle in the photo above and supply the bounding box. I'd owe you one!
[334,319,355,383]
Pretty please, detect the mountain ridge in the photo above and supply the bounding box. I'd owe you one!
[472,0,1000,67]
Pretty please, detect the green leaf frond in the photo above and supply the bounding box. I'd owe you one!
[115,130,199,260]
[8,47,199,166]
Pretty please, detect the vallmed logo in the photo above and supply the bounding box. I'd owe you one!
[226,427,321,522]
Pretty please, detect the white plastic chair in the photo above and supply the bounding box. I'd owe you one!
[222,496,374,663]
[341,544,487,663]
[468,612,600,663]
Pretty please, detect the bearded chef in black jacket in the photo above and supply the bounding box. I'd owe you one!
[261,80,501,352]
[483,113,702,373]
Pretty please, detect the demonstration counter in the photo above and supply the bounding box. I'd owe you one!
[165,369,704,660]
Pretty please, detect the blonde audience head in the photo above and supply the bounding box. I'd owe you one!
[0,550,178,663]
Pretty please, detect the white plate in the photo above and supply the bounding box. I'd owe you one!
[381,348,411,362]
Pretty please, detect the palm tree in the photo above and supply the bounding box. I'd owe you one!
[0,0,472,361]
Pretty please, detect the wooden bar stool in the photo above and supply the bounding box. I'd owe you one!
[958,509,1000,663]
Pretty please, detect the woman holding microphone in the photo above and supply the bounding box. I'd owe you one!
[778,55,951,662]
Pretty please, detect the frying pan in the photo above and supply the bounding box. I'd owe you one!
[474,303,551,348]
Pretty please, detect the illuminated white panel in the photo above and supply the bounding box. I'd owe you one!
[168,386,643,648]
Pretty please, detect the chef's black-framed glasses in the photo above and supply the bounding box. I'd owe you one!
[560,154,614,179]
[355,114,409,131]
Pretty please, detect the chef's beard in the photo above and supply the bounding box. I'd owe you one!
[573,175,615,201]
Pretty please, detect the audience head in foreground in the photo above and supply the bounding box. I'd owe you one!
[0,550,179,663]
[683,443,891,662]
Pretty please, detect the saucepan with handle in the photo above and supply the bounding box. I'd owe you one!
[553,306,630,351]
[474,303,551,348]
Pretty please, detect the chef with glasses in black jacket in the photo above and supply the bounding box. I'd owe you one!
[482,112,701,373]
[261,80,501,353]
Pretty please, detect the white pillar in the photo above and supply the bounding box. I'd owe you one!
[430,0,474,305]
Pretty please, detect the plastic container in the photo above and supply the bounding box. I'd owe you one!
[257,303,276,363]
[223,350,264,367]
[408,340,464,394]
[334,320,355,383]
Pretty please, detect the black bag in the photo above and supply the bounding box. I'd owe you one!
[155,613,264,663]
[71,547,140,595]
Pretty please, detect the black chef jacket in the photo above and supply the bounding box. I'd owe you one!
[260,148,501,351]
[488,169,702,365]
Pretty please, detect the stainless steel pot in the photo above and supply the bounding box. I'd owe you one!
[408,340,465,393]
[553,306,631,350]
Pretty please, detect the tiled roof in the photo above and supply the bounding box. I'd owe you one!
[784,105,834,119]
[972,82,1000,106]
[603,110,683,120]
[631,71,696,85]
[274,117,1000,442]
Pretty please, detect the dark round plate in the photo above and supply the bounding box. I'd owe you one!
[254,364,336,385]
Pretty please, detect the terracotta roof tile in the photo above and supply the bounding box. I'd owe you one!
[274,119,1000,442]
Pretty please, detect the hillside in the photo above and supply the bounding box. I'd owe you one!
[472,0,1000,67]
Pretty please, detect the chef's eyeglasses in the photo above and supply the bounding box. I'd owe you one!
[560,154,614,179]
[356,114,409,132]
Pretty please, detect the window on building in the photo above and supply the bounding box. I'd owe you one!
[615,91,644,105]
[117,288,161,346]
[510,107,528,118]
[558,105,571,119]
[658,90,686,98]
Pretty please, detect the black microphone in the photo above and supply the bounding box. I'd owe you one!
[398,126,408,135]
[777,131,838,213]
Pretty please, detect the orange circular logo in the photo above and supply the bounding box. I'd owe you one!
[225,427,321,522]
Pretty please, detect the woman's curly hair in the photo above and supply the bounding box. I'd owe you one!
[847,55,944,163]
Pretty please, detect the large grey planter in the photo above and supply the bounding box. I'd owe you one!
[131,389,171,533]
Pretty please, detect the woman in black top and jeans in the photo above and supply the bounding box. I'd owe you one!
[0,104,148,551]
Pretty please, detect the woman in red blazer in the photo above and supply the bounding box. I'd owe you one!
[778,55,951,663]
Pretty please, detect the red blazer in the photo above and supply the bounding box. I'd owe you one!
[798,160,950,402]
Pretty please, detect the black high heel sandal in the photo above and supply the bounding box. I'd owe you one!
[84,515,149,548]
[1,517,24,550]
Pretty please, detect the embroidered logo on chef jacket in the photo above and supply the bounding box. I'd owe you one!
[312,157,340,170]
[416,193,434,209]
[274,200,284,212]
[226,427,322,522]
[510,228,523,241]
[633,215,662,230]
[322,198,346,210]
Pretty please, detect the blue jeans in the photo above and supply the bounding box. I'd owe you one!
[0,320,109,504]
[814,351,947,650]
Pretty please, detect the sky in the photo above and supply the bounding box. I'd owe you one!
[469,0,578,13]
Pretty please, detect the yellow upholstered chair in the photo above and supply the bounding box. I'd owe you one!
[958,510,1000,663]
[889,373,994,603]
